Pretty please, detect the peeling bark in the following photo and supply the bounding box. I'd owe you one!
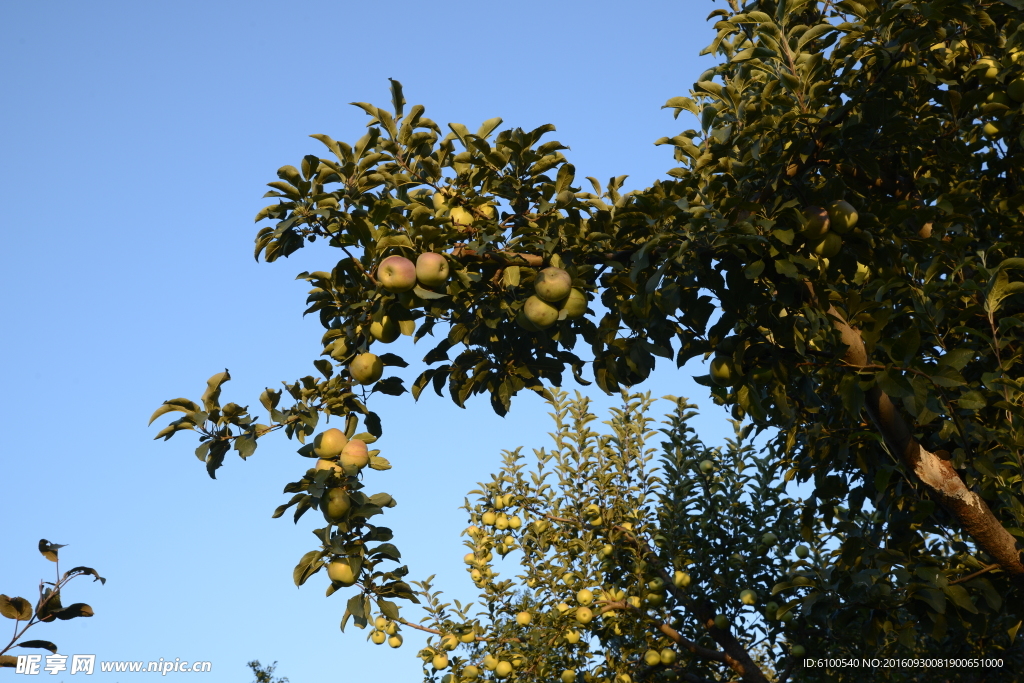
[827,303,1024,584]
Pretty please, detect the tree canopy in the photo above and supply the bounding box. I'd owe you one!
[151,0,1024,680]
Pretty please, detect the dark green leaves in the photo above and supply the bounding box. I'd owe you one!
[293,550,324,587]
[0,595,33,621]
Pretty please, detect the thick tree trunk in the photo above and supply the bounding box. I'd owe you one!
[827,304,1024,584]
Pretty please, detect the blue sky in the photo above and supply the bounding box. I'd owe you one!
[0,1,748,680]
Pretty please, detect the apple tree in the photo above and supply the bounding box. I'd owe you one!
[151,0,1024,679]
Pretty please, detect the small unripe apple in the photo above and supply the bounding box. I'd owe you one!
[564,629,581,644]
[559,289,588,319]
[644,650,661,666]
[314,428,348,458]
[534,266,573,302]
[714,614,729,630]
[374,616,387,630]
[648,578,665,591]
[795,545,810,559]
[388,634,403,648]
[339,439,369,470]
[440,634,459,651]
[369,316,400,343]
[627,595,642,609]
[495,513,509,530]
[800,206,830,239]
[416,252,450,288]
[791,645,806,657]
[1009,78,1024,103]
[660,648,676,665]
[761,532,778,547]
[321,487,351,524]
[370,630,386,644]
[644,592,665,606]
[450,206,474,227]
[557,602,571,613]
[464,552,476,565]
[523,295,559,329]
[699,459,715,474]
[327,558,359,586]
[812,233,842,258]
[509,515,522,529]
[710,357,738,387]
[516,611,532,626]
[350,353,383,385]
[826,200,858,233]
[483,654,499,670]
[462,665,480,679]
[432,653,449,670]
[740,589,758,605]
[378,255,417,293]
[674,571,692,588]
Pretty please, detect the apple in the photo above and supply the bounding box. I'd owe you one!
[385,621,398,635]
[765,601,779,618]
[561,669,576,683]
[523,296,559,329]
[321,488,351,524]
[710,357,738,387]
[660,648,676,665]
[350,353,383,385]
[482,655,498,671]
[450,206,474,227]
[462,665,480,679]
[370,630,386,644]
[440,634,458,651]
[314,428,348,457]
[627,596,642,609]
[564,629,581,644]
[388,634,403,648]
[416,252,450,288]
[495,661,513,678]
[576,606,594,624]
[315,458,342,473]
[791,645,806,657]
[699,459,715,474]
[714,614,729,630]
[826,200,858,233]
[516,611,532,626]
[800,206,830,239]
[327,558,359,586]
[644,650,661,666]
[370,316,400,343]
[377,255,417,293]
[983,121,1004,138]
[577,589,594,605]
[339,439,369,470]
[495,513,509,530]
[674,571,692,588]
[644,592,665,606]
[432,654,449,670]
[556,602,571,614]
[374,616,387,629]
[761,532,778,547]
[740,589,757,605]
[648,578,665,591]
[795,545,810,559]
[812,233,842,258]
[977,57,999,84]
[1009,78,1024,103]
[464,552,476,565]
[482,511,497,526]
[534,267,573,302]
[509,515,522,529]
[559,289,588,319]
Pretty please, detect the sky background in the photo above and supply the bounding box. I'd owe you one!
[0,1,757,680]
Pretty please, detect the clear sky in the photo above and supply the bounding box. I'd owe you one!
[1,1,747,680]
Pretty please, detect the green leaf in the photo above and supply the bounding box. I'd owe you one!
[64,566,106,585]
[476,117,503,139]
[38,539,66,562]
[388,78,405,118]
[293,550,324,587]
[0,595,33,621]
[54,603,94,620]
[797,23,836,50]
[943,584,978,614]
[957,391,987,410]
[1010,620,1023,644]
[369,456,392,471]
[201,370,231,412]
[503,266,521,287]
[378,598,400,620]
[15,640,58,653]
[912,588,946,614]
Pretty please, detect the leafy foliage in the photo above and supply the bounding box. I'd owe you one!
[152,0,1024,680]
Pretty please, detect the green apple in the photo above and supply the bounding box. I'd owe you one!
[450,206,474,227]
[660,648,677,665]
[432,653,449,670]
[350,353,383,385]
[440,634,459,651]
[577,588,594,605]
[714,614,729,630]
[644,650,661,666]
[314,428,348,458]
[795,545,810,559]
[812,232,842,258]
[826,200,858,233]
[369,316,400,343]
[740,589,758,605]
[516,611,532,626]
[370,630,386,644]
[1009,78,1024,103]
[674,570,692,588]
[462,665,480,679]
[534,267,573,302]
[321,488,351,524]
[481,511,497,526]
[388,634,403,648]
[327,558,359,586]
[699,459,715,474]
[710,357,739,387]
[791,645,806,657]
[564,629,581,644]
[482,654,498,671]
[761,532,778,547]
[523,295,560,329]
[377,255,417,293]
[559,289,588,319]
[416,252,450,288]
[561,670,576,683]
[576,606,594,624]
[495,661,513,678]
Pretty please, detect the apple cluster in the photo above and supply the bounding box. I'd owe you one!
[797,200,859,259]
[517,266,588,331]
